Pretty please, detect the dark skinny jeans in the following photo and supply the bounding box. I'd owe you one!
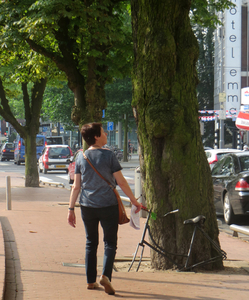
[80,205,119,284]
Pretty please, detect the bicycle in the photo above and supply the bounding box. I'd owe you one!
[128,208,227,272]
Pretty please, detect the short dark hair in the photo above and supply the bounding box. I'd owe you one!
[81,123,102,146]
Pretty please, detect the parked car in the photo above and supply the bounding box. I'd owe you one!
[205,149,242,169]
[68,150,81,184]
[14,134,46,165]
[38,145,73,174]
[212,152,249,224]
[0,142,15,161]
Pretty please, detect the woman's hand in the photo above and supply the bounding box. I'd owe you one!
[68,210,76,228]
[132,200,142,214]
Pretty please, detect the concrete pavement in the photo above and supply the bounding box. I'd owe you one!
[0,161,249,299]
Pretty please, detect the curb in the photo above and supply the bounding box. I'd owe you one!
[39,180,65,188]
[0,222,5,300]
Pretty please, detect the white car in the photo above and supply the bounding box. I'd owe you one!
[38,145,73,174]
[205,149,242,169]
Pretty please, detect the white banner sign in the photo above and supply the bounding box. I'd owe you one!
[224,0,241,116]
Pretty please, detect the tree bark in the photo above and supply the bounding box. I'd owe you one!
[0,78,47,187]
[24,78,47,187]
[85,56,108,124]
[131,0,222,270]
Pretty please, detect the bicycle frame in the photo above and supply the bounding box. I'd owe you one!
[128,209,226,272]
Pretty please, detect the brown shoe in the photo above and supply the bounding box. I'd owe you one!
[100,275,115,295]
[87,282,99,290]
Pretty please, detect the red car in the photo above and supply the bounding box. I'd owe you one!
[68,150,81,184]
[38,145,73,174]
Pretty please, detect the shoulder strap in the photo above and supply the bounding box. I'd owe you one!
[82,151,114,190]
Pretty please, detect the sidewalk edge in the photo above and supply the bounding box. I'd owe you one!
[0,221,5,300]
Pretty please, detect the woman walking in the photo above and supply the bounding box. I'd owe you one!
[68,122,141,295]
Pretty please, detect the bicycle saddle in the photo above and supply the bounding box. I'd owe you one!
[183,215,206,225]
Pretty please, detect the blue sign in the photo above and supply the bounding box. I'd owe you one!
[107,121,114,131]
[102,110,105,118]
[42,127,48,132]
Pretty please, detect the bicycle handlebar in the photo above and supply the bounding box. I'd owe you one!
[163,209,179,217]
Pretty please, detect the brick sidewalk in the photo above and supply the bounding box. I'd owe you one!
[0,181,249,299]
[0,172,25,188]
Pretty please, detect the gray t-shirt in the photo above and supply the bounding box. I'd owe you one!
[75,149,122,208]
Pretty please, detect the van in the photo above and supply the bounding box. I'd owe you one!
[46,136,65,145]
[14,134,46,165]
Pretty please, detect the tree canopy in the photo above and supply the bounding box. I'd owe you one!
[0,0,133,128]
[105,77,133,123]
[41,83,75,130]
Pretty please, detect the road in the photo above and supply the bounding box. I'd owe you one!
[0,159,135,196]
[1,159,249,243]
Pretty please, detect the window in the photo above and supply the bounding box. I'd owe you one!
[5,143,14,149]
[212,157,225,175]
[219,157,233,176]
[239,156,249,172]
[36,137,44,146]
[48,147,70,158]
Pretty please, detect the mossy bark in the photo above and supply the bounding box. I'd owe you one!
[131,0,222,270]
[24,78,47,187]
[24,129,40,187]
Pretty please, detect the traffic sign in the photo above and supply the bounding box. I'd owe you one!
[219,92,226,102]
[107,121,114,131]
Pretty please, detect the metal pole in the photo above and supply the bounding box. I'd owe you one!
[214,118,219,149]
[69,131,72,148]
[237,132,241,149]
[135,167,146,218]
[6,176,11,210]
[118,122,122,149]
[219,119,225,149]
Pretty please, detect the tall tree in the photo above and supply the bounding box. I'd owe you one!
[0,2,53,186]
[0,0,132,129]
[131,0,232,270]
[0,69,47,187]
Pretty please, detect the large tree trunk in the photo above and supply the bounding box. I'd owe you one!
[131,0,222,270]
[85,57,108,123]
[24,130,40,187]
[24,79,47,187]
